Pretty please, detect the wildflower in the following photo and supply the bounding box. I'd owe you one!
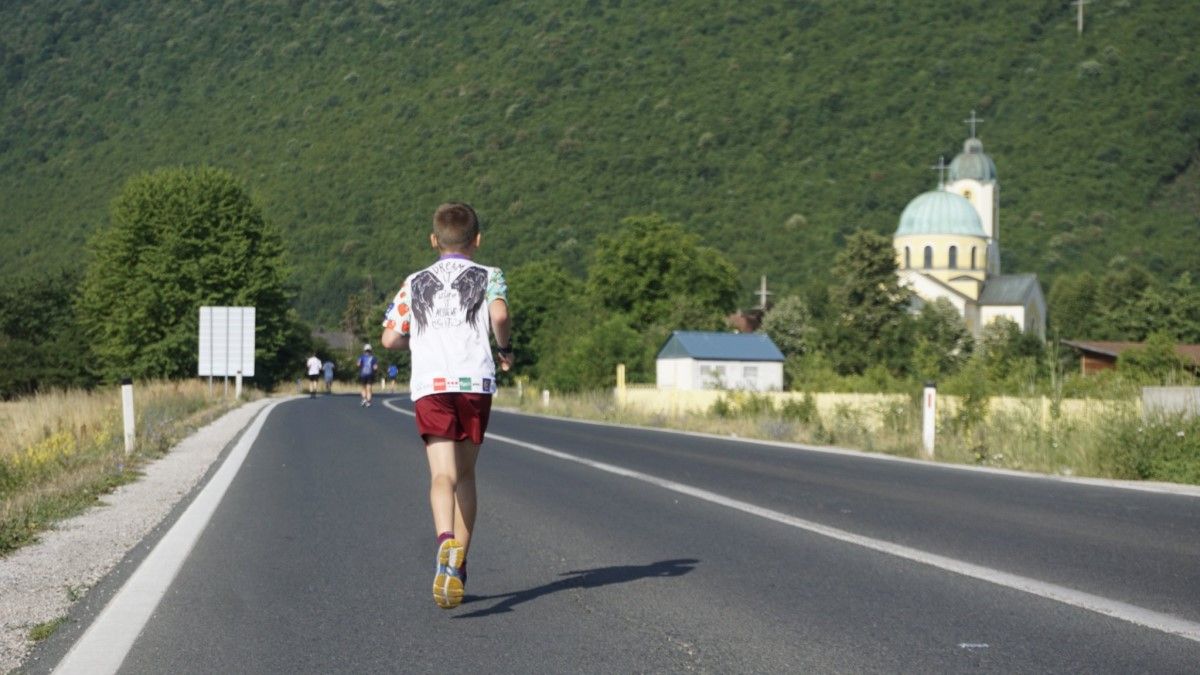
[1177,431,1185,437]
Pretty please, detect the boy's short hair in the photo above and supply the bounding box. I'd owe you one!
[433,202,480,251]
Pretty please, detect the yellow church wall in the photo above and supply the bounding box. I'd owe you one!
[894,234,988,278]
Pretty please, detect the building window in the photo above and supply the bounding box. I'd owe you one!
[971,246,977,270]
[948,245,958,269]
[923,246,933,269]
[904,246,911,269]
[700,364,726,389]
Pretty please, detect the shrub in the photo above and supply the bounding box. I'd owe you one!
[1098,413,1200,483]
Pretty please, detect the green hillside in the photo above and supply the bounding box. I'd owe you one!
[2,0,1197,325]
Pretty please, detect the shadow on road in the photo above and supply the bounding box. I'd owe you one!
[454,558,700,619]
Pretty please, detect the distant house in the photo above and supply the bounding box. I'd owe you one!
[656,331,785,391]
[1061,340,1200,375]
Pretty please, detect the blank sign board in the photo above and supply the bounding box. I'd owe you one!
[198,306,255,377]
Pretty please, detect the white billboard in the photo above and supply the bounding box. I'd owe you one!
[198,306,256,377]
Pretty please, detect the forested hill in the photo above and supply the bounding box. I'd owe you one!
[1,0,1197,325]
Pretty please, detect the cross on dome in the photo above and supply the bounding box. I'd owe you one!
[931,155,948,188]
[964,110,984,139]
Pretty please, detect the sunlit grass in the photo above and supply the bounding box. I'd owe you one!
[499,388,1198,484]
[0,381,253,555]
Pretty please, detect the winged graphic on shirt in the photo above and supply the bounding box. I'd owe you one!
[409,270,443,334]
[451,266,489,329]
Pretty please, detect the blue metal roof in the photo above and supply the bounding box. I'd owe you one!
[657,331,785,362]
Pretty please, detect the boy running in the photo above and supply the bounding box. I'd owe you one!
[380,202,513,609]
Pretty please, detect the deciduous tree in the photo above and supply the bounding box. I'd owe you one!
[79,166,301,388]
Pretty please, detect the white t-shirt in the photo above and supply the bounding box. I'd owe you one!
[383,255,507,401]
[306,356,322,376]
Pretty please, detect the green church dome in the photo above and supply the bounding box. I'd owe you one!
[948,138,997,182]
[896,190,986,237]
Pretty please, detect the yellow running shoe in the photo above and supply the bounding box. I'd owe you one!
[432,538,465,609]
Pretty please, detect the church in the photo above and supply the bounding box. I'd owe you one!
[893,116,1046,340]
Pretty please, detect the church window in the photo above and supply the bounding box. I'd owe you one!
[923,246,932,269]
[948,246,958,269]
[904,247,911,269]
[970,246,977,270]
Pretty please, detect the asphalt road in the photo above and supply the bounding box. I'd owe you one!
[54,395,1200,672]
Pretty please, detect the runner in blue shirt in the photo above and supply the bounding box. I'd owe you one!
[357,344,378,407]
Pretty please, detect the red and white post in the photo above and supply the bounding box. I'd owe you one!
[922,381,936,458]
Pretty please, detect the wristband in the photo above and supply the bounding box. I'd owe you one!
[497,345,514,355]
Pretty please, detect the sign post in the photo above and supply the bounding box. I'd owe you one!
[922,381,937,458]
[121,377,135,454]
[198,307,256,397]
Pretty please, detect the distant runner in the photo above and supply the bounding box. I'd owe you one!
[322,359,335,394]
[305,353,322,398]
[357,344,378,407]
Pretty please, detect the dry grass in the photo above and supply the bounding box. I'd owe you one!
[499,388,1186,482]
[0,380,254,555]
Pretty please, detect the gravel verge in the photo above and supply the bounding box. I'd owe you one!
[0,397,277,674]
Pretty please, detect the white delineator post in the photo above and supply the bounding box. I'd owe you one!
[541,389,550,407]
[121,377,136,454]
[922,381,936,458]
[235,370,243,400]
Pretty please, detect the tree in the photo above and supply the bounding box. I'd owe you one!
[761,295,815,357]
[1118,332,1190,383]
[586,214,739,331]
[537,313,647,392]
[1047,271,1098,339]
[824,229,912,374]
[79,166,301,388]
[976,317,1044,387]
[911,297,973,380]
[505,260,584,378]
[0,270,95,398]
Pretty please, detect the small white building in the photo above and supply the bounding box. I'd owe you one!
[656,331,785,391]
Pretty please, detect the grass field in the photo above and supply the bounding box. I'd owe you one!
[0,381,254,555]
[499,388,1200,484]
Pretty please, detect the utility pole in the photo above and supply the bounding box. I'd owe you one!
[1072,0,1089,36]
[755,275,772,310]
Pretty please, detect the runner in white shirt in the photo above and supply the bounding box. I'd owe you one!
[380,202,513,609]
[305,353,322,398]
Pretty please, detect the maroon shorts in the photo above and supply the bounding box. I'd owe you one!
[414,393,493,445]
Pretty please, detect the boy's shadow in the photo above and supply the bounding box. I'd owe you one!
[454,558,700,619]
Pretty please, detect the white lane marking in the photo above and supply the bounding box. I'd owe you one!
[385,398,1200,643]
[54,400,283,675]
[494,406,1200,498]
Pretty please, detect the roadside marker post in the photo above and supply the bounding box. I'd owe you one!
[121,377,135,455]
[922,381,936,458]
[542,389,550,407]
[235,370,243,400]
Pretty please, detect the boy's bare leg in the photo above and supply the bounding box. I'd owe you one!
[425,437,459,535]
[452,441,480,554]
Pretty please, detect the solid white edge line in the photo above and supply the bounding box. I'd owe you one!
[53,399,283,675]
[385,398,1200,643]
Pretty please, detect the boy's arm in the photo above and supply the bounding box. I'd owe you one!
[381,328,409,351]
[381,283,412,351]
[489,298,513,371]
